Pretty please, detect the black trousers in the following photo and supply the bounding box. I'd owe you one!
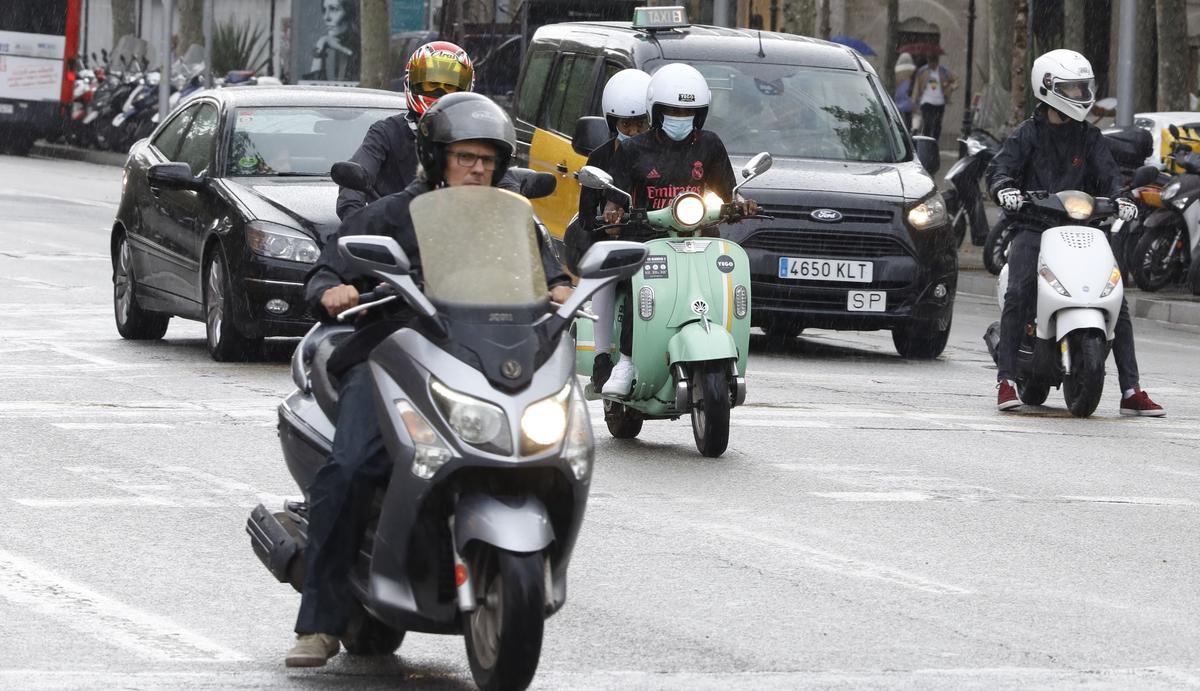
[998,230,1141,392]
[295,363,391,635]
[920,103,945,140]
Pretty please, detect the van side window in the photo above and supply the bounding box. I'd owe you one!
[542,55,597,135]
[515,50,554,122]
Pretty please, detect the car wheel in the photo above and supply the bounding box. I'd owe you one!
[204,250,261,361]
[113,233,170,340]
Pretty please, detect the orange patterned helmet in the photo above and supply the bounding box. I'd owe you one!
[404,41,474,117]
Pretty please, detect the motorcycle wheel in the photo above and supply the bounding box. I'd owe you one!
[113,233,170,339]
[464,548,545,691]
[1063,331,1107,418]
[1016,379,1050,406]
[1132,227,1182,292]
[968,194,990,247]
[204,249,261,361]
[341,604,404,655]
[1188,259,1200,296]
[604,399,643,439]
[983,218,1017,275]
[690,361,730,458]
[943,188,967,247]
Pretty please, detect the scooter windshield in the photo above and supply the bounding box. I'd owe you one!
[409,186,547,309]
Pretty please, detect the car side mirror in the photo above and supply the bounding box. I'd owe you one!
[337,235,411,275]
[912,135,941,175]
[576,165,614,190]
[147,162,203,191]
[577,240,648,280]
[330,161,373,193]
[572,116,611,157]
[1130,164,1159,189]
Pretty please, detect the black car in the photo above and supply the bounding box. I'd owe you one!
[110,85,404,360]
[512,9,955,358]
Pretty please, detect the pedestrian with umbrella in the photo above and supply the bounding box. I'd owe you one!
[893,52,916,133]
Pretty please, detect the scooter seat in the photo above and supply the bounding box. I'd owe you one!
[308,327,353,422]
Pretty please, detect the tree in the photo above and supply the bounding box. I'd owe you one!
[817,0,831,40]
[1009,0,1029,128]
[883,0,898,91]
[1062,0,1085,51]
[360,0,390,89]
[1156,0,1188,110]
[780,0,815,37]
[1136,0,1158,113]
[112,0,136,50]
[177,0,204,54]
[989,0,1013,91]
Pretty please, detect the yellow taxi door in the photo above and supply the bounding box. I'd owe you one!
[527,128,585,240]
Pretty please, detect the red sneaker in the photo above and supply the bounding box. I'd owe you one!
[1120,390,1165,417]
[997,380,1020,411]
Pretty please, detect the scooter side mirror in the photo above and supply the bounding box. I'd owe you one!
[330,161,372,193]
[912,135,941,175]
[1129,164,1159,189]
[576,165,614,190]
[337,235,411,275]
[502,167,557,199]
[576,241,648,281]
[742,152,773,179]
[572,116,611,157]
[147,162,204,191]
[1169,123,1180,139]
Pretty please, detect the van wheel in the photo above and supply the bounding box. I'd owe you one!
[204,250,261,361]
[604,400,643,439]
[690,361,730,458]
[892,312,952,360]
[113,234,170,340]
[762,319,803,347]
[464,548,545,691]
[1063,331,1107,418]
[341,604,404,655]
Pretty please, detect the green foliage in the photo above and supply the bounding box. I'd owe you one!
[212,18,269,75]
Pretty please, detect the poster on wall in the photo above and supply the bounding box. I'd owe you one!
[291,0,360,85]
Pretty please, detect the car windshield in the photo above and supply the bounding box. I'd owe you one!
[648,60,908,163]
[226,107,393,177]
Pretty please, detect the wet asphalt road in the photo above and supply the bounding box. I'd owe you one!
[3,155,1200,690]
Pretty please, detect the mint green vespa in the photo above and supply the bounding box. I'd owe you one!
[573,152,773,457]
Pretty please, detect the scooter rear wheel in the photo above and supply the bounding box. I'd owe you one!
[340,604,404,655]
[1063,331,1107,418]
[464,548,545,691]
[691,362,731,458]
[604,400,643,439]
[1016,379,1050,406]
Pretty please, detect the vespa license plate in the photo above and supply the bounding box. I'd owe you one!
[0,104,13,115]
[847,291,887,312]
[778,257,873,283]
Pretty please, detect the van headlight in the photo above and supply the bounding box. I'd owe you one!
[1057,191,1095,220]
[430,379,511,455]
[246,221,320,263]
[672,192,706,227]
[562,383,594,482]
[520,383,571,456]
[907,195,947,230]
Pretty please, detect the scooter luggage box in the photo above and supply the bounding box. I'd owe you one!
[1102,126,1153,168]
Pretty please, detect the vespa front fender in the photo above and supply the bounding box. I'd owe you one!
[667,321,738,367]
[454,493,554,554]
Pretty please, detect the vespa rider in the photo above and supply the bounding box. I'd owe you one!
[335,41,474,220]
[287,92,572,667]
[600,63,757,396]
[988,49,1164,416]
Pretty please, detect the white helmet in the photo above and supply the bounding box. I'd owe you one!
[602,68,652,130]
[1032,49,1096,122]
[646,63,711,131]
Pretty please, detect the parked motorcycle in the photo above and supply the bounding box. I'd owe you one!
[986,165,1158,417]
[571,152,772,457]
[247,186,647,691]
[1131,125,1200,295]
[943,129,1000,248]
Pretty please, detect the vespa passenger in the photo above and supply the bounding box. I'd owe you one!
[988,49,1164,416]
[287,92,572,667]
[600,63,757,396]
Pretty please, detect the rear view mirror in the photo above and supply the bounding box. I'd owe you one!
[330,161,372,193]
[520,171,557,199]
[742,152,773,179]
[147,162,203,191]
[572,116,611,157]
[576,165,614,190]
[337,235,411,275]
[912,135,941,175]
[1129,165,1159,189]
[577,241,648,280]
[1169,123,1180,139]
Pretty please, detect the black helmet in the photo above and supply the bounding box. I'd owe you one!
[416,92,516,186]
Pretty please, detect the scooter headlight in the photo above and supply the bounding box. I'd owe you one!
[520,382,571,456]
[562,383,594,482]
[430,379,511,455]
[1038,259,1072,297]
[396,399,455,480]
[1099,265,1122,298]
[1057,191,1095,220]
[1162,180,1181,201]
[672,192,706,227]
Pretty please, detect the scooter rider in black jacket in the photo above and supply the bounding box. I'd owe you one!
[286,93,573,668]
[335,41,474,220]
[987,49,1164,416]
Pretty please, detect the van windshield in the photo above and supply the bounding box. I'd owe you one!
[648,61,908,163]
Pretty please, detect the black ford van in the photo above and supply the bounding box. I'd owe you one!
[512,8,955,358]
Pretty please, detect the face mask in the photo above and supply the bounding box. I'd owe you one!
[617,131,632,142]
[660,114,694,142]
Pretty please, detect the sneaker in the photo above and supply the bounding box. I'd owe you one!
[285,633,340,668]
[591,352,614,390]
[601,355,636,396]
[996,380,1020,411]
[1120,390,1165,417]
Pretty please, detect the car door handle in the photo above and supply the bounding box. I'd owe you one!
[555,162,568,174]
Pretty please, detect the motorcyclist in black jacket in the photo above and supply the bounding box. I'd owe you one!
[987,49,1164,416]
[335,41,474,220]
[286,93,572,668]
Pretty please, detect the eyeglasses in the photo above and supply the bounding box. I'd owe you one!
[448,150,500,170]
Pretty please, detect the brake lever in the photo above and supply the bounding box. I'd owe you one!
[336,294,399,322]
[551,301,599,321]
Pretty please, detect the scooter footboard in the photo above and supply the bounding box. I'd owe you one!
[1053,308,1112,341]
[453,493,555,554]
[667,322,738,366]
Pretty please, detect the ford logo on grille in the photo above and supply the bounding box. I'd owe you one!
[811,208,843,223]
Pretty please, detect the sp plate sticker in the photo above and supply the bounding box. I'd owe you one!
[716,254,735,273]
[643,255,669,279]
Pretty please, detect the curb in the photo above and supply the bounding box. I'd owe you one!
[957,269,1200,330]
[31,141,127,167]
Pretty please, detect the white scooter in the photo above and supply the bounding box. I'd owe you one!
[990,167,1158,417]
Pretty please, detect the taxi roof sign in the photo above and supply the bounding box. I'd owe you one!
[632,6,690,31]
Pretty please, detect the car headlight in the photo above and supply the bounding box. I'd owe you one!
[1057,191,1095,220]
[520,382,571,456]
[430,379,511,455]
[1038,259,1071,297]
[672,192,706,227]
[562,382,594,482]
[1099,265,1122,298]
[907,195,947,230]
[396,399,455,480]
[246,222,320,263]
[1162,180,1182,201]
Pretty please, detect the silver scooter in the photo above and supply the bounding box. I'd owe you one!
[247,185,645,691]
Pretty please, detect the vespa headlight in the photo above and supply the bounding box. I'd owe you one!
[430,379,511,455]
[672,192,706,227]
[1038,259,1072,297]
[1099,265,1122,298]
[1057,191,1095,220]
[520,382,571,456]
[246,221,320,263]
[396,399,455,480]
[906,195,947,230]
[562,383,594,482]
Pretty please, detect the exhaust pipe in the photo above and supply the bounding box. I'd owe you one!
[246,504,306,591]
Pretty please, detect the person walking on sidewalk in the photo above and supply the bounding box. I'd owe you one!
[913,53,956,141]
[893,52,916,133]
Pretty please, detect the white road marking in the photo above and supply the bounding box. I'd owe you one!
[47,344,123,367]
[0,188,118,208]
[0,548,247,662]
[810,491,931,502]
[12,496,176,507]
[52,422,174,430]
[1059,496,1197,507]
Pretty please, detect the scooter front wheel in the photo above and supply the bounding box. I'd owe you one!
[1063,331,1107,418]
[464,548,545,691]
[690,362,731,458]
